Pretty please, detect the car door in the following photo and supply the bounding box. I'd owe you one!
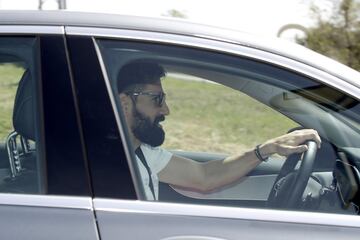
[65,26,360,240]
[0,26,98,239]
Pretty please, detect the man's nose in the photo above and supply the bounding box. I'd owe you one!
[160,101,170,116]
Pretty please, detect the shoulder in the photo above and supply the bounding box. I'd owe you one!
[141,144,170,155]
[140,144,173,162]
[141,144,173,173]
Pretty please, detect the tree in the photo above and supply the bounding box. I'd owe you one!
[297,0,360,70]
[162,9,187,19]
[38,0,66,10]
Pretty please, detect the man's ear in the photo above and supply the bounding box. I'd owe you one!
[119,93,131,114]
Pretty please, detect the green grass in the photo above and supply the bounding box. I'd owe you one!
[0,63,25,141]
[162,77,298,153]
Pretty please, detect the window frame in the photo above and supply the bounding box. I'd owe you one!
[0,26,92,197]
[65,35,137,200]
[40,34,91,196]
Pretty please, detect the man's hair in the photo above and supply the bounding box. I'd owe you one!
[117,60,166,93]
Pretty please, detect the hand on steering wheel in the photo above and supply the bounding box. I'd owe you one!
[258,129,321,159]
[267,141,318,209]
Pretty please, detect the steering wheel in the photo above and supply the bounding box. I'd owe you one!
[267,141,317,209]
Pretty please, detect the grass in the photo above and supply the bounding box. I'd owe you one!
[162,77,298,154]
[0,63,25,141]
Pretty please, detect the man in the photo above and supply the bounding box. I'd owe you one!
[118,60,321,200]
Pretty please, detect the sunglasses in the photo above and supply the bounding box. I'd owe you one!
[127,91,166,107]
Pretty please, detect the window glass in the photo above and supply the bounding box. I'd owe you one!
[0,63,25,139]
[97,39,360,215]
[0,37,42,194]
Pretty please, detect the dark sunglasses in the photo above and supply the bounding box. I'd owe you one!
[126,91,166,107]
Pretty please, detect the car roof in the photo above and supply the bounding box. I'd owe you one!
[1,10,359,87]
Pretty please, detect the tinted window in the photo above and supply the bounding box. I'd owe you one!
[0,37,42,194]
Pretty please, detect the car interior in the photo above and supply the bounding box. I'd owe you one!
[0,67,39,194]
[0,39,41,195]
[161,61,360,214]
[99,40,360,215]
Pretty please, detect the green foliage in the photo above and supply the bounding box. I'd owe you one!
[162,9,187,19]
[298,0,360,71]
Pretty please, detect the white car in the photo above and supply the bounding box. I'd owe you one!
[0,10,360,240]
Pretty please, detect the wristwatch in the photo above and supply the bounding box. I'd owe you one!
[254,144,269,162]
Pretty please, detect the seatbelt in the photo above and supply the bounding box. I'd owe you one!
[135,147,156,199]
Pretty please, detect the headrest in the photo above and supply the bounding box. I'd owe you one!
[12,70,35,140]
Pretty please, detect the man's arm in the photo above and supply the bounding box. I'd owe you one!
[158,129,321,193]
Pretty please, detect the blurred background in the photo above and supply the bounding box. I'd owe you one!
[0,0,359,71]
[0,0,359,152]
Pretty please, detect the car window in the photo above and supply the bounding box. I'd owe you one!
[97,39,360,215]
[161,74,297,153]
[0,37,42,194]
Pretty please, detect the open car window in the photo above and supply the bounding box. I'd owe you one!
[161,73,298,154]
[96,39,360,215]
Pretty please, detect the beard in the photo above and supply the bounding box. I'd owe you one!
[131,108,165,147]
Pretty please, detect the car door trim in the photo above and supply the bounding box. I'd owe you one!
[0,193,93,210]
[92,37,144,199]
[171,174,277,201]
[94,198,360,228]
[0,25,64,34]
[65,26,360,100]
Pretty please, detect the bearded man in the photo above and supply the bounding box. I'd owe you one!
[118,60,321,200]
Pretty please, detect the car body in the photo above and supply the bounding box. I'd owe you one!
[0,10,360,239]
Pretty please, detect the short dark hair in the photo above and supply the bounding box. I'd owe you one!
[117,60,166,93]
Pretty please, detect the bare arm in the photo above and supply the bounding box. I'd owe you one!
[158,129,321,193]
[158,149,262,193]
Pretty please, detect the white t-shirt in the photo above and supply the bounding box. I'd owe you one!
[136,144,172,200]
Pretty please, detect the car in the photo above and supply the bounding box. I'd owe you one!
[0,10,360,239]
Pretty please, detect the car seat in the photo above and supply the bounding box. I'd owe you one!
[1,70,38,193]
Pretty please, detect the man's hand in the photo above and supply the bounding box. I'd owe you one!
[259,129,321,157]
